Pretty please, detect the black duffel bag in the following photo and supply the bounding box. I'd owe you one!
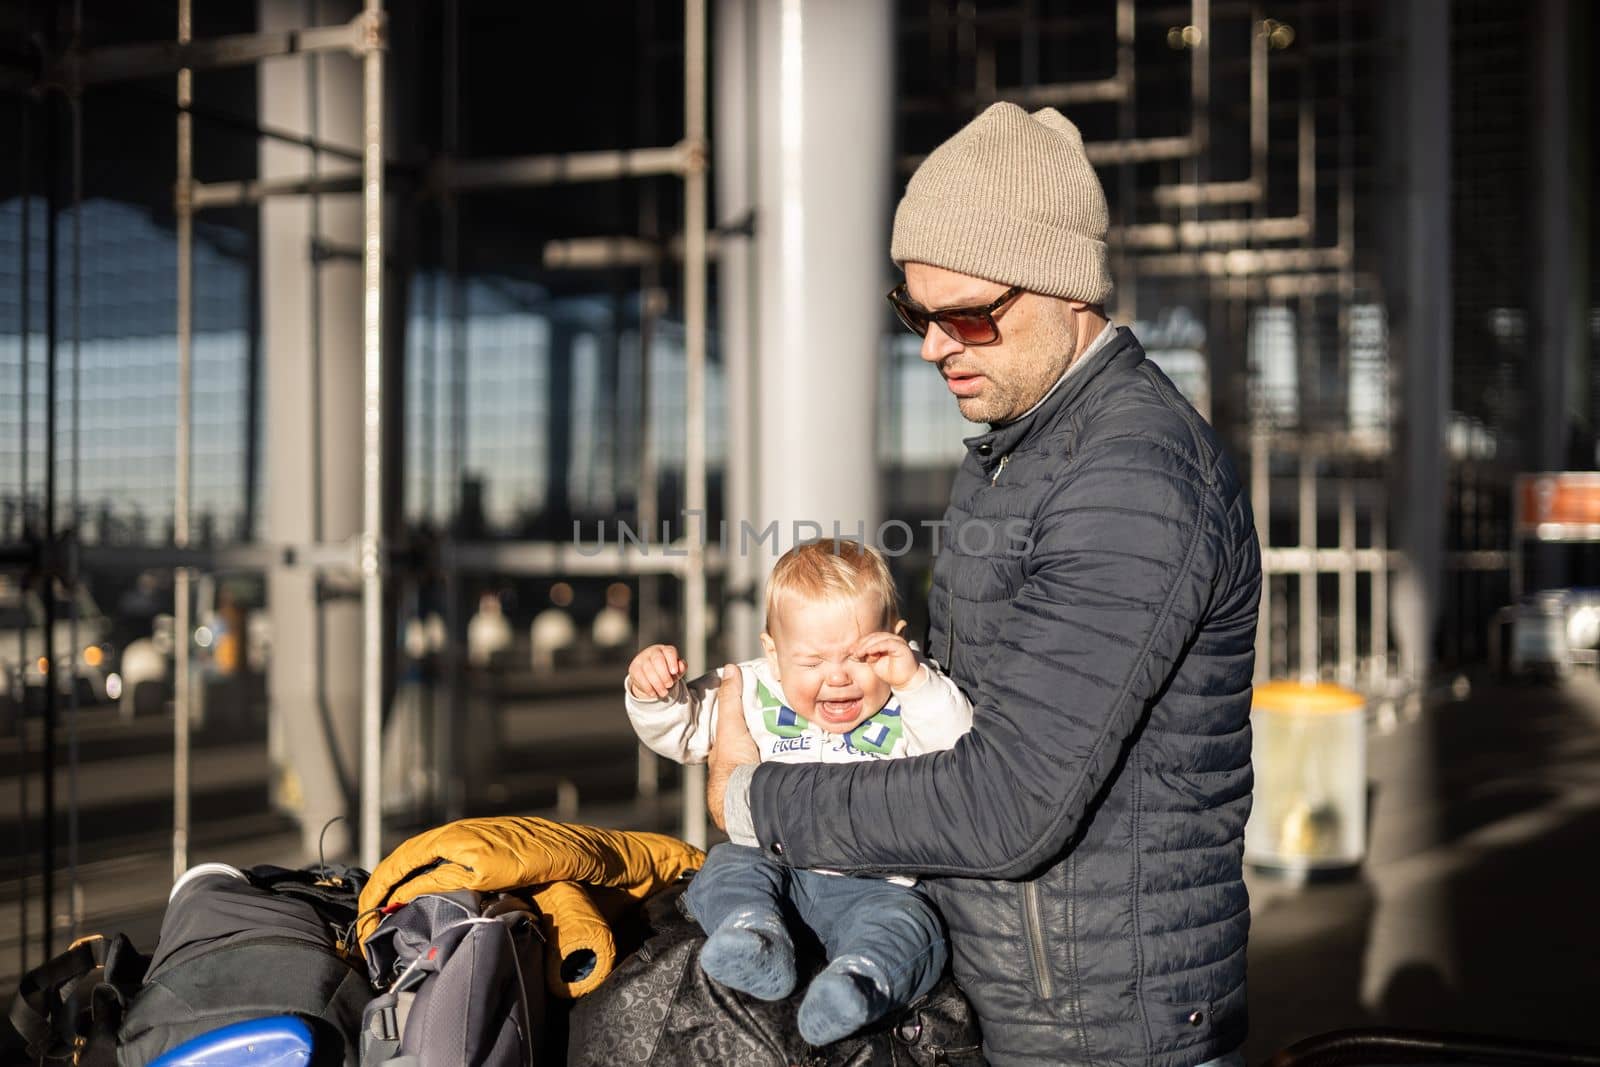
[567,882,985,1067]
[116,863,374,1066]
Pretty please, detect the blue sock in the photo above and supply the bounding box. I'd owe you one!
[797,954,897,1046]
[698,911,797,1001]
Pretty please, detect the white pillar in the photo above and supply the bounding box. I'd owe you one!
[260,0,365,859]
[723,0,892,593]
[713,0,759,659]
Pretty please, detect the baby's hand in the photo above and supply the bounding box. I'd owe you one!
[850,631,923,690]
[627,644,686,700]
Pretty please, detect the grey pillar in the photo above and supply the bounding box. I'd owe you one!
[725,0,892,591]
[261,0,364,859]
[1531,0,1591,476]
[1388,0,1452,686]
[545,320,577,536]
[713,0,760,659]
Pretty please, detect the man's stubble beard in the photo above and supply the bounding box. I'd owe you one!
[955,309,1079,425]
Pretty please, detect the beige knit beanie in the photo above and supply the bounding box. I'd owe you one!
[891,102,1112,305]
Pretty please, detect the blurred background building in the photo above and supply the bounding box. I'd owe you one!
[0,0,1596,1059]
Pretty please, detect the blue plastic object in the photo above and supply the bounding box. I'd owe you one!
[146,1015,315,1067]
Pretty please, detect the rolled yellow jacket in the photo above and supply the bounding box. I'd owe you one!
[357,816,704,949]
[529,881,615,998]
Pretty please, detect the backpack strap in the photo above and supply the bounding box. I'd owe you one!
[361,943,432,1065]
[361,990,412,1066]
[7,933,146,1063]
[8,936,106,1057]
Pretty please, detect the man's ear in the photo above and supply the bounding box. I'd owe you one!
[759,631,780,679]
[893,619,908,636]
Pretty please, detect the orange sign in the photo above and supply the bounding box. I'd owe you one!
[1515,473,1600,537]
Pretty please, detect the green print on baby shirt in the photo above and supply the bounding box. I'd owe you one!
[755,677,904,754]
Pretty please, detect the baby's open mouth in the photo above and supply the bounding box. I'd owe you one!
[815,698,863,723]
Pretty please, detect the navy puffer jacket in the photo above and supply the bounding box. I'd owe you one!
[749,328,1261,1066]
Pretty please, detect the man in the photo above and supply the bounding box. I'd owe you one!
[711,102,1260,1067]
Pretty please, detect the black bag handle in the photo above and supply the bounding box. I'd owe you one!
[9,935,109,1057]
[7,933,149,1063]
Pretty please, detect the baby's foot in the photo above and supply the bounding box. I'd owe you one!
[699,912,797,1001]
[797,954,895,1046]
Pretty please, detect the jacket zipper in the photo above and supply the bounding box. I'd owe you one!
[1022,879,1053,999]
[940,454,1006,671]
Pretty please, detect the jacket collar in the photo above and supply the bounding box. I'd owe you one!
[961,325,1144,471]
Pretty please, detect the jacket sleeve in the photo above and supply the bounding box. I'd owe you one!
[624,667,725,765]
[748,436,1221,880]
[894,663,974,755]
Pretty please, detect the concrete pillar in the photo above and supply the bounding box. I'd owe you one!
[1531,0,1591,477]
[713,0,760,659]
[260,0,364,859]
[717,0,893,609]
[1386,0,1451,687]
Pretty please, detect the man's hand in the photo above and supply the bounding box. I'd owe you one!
[850,631,925,689]
[627,643,686,700]
[706,663,759,831]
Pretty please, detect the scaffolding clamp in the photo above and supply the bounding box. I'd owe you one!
[352,10,388,57]
[679,137,711,176]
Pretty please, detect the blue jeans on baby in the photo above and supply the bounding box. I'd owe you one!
[684,843,948,1008]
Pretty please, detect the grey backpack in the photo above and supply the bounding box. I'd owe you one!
[360,891,546,1067]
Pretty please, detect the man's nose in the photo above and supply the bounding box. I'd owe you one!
[919,323,963,364]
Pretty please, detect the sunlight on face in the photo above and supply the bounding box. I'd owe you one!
[760,593,893,734]
[904,261,1079,425]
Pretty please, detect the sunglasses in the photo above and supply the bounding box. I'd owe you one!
[886,283,1024,346]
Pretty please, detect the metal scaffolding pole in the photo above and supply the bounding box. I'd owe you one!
[1252,427,1270,684]
[635,196,663,805]
[680,0,709,850]
[305,0,332,858]
[1298,452,1317,680]
[172,0,194,882]
[67,68,85,941]
[43,0,709,857]
[15,93,32,973]
[42,79,64,959]
[440,0,465,825]
[6,14,376,93]
[42,83,61,960]
[358,0,386,872]
[1112,0,1136,322]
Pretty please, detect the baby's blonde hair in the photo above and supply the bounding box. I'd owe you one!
[764,539,900,637]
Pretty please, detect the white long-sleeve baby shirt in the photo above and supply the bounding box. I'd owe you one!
[625,655,973,767]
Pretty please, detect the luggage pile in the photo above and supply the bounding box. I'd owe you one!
[5,817,984,1066]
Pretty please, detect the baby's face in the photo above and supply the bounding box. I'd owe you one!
[761,593,893,735]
